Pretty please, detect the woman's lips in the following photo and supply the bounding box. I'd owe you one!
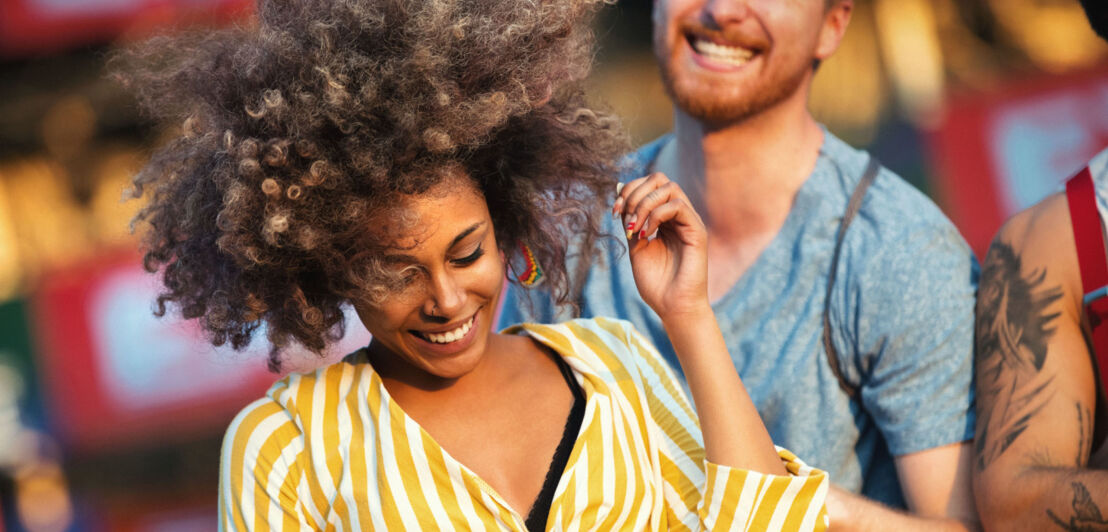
[414,314,475,344]
[408,311,481,355]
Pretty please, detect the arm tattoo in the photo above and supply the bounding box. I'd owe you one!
[975,240,1064,472]
[1078,402,1093,467]
[1026,445,1059,468]
[1047,482,1108,531]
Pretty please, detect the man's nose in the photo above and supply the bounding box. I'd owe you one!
[702,0,753,28]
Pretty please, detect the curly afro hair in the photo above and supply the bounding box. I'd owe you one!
[115,0,628,370]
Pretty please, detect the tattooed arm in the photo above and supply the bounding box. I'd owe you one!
[974,192,1108,532]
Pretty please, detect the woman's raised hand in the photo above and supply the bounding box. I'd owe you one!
[614,173,709,323]
[616,174,784,474]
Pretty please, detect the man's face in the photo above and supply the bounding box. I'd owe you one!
[653,0,846,125]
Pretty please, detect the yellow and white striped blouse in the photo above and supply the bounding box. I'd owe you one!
[220,317,829,531]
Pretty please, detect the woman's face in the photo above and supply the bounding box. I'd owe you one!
[355,177,505,380]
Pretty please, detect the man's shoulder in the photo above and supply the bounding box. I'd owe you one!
[996,192,1070,252]
[990,192,1082,307]
[990,148,1108,320]
[621,135,672,180]
[820,131,971,261]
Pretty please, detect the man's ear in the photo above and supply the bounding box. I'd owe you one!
[815,0,853,61]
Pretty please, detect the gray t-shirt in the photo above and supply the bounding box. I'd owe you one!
[499,130,978,507]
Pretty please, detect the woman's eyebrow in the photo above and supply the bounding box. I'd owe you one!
[383,253,418,264]
[449,222,485,248]
[382,221,485,263]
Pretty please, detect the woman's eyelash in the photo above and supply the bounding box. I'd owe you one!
[452,246,484,265]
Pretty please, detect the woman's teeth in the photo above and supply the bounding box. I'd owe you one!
[422,316,474,344]
[692,38,755,66]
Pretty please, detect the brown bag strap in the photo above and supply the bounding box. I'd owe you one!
[823,156,881,398]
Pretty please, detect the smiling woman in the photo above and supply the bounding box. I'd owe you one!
[118,0,829,530]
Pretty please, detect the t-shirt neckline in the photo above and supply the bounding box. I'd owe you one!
[634,131,833,313]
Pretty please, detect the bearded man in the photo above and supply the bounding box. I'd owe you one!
[972,2,1108,531]
[502,1,979,529]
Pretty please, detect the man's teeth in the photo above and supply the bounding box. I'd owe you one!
[422,317,474,344]
[692,38,755,65]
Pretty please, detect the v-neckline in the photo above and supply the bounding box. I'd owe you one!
[361,326,590,528]
[636,134,832,313]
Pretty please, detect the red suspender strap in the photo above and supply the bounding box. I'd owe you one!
[1065,167,1108,389]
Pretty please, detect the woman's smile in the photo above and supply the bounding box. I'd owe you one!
[408,310,480,354]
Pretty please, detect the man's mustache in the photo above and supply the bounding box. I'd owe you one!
[677,19,770,52]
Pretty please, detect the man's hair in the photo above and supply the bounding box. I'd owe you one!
[1080,0,1108,39]
[114,0,626,370]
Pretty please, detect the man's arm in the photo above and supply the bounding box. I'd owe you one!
[973,192,1108,532]
[825,442,978,531]
[824,199,982,531]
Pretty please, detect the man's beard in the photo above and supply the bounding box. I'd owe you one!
[658,59,811,127]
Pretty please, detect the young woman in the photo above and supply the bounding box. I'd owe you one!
[119,0,828,529]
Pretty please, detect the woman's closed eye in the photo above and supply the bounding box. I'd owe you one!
[452,245,485,266]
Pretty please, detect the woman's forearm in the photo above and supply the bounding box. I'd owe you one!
[661,306,786,475]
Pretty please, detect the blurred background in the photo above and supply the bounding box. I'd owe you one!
[0,0,1105,529]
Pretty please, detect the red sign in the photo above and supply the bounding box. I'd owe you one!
[0,0,253,58]
[928,64,1108,257]
[29,250,370,451]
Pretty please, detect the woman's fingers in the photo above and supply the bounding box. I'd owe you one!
[615,173,689,237]
[636,198,696,241]
[614,173,700,240]
[612,182,625,215]
[623,173,670,217]
[633,183,693,236]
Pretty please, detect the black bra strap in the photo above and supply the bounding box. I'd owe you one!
[525,354,585,531]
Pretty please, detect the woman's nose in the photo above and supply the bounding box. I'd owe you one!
[422,272,465,318]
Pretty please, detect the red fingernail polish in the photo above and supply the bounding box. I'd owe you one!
[638,230,645,239]
[626,222,635,231]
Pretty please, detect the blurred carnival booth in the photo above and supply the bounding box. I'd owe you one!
[0,1,367,530]
[0,0,1106,530]
[930,66,1108,256]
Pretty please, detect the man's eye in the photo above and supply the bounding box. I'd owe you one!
[452,246,485,266]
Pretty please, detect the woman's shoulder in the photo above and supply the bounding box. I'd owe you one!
[517,317,665,374]
[514,316,637,348]
[226,348,376,440]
